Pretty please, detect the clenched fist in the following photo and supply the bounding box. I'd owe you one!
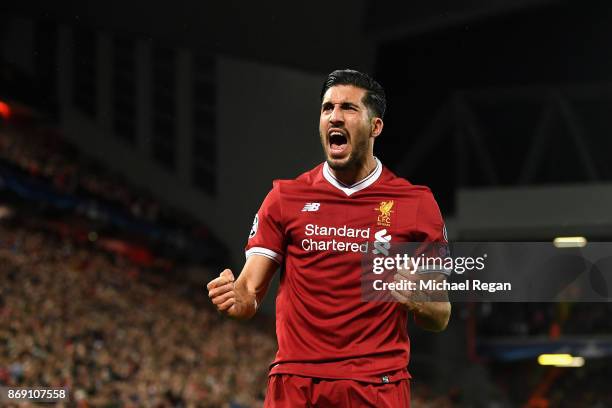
[206,269,255,319]
[207,268,237,311]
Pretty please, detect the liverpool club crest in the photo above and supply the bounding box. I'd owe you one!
[375,200,394,227]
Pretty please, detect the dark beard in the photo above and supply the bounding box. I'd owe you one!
[326,137,368,172]
[327,155,359,171]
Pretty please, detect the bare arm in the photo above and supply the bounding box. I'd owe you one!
[390,270,451,332]
[409,298,451,332]
[206,254,278,320]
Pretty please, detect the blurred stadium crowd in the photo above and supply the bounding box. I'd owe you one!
[0,118,275,407]
[0,221,275,407]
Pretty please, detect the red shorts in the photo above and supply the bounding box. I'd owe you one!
[264,374,411,408]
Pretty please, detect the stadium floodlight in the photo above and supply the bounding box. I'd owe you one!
[553,236,587,248]
[537,354,585,367]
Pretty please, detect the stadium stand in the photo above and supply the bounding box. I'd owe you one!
[0,120,228,265]
[0,213,276,407]
[0,119,278,407]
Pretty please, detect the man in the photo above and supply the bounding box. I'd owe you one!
[207,69,451,407]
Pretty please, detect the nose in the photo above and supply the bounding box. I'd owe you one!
[329,105,344,125]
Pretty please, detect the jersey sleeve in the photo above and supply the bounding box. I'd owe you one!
[414,190,451,275]
[245,182,286,264]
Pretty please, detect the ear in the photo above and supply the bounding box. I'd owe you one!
[371,117,384,138]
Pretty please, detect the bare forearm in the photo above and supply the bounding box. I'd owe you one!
[409,301,451,332]
[390,270,451,331]
[207,255,277,320]
[229,278,259,320]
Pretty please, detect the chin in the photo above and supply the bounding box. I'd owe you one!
[326,155,355,171]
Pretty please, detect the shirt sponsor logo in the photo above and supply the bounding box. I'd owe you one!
[372,229,392,256]
[300,224,393,255]
[301,223,370,253]
[375,200,394,227]
[304,224,370,238]
[302,202,320,212]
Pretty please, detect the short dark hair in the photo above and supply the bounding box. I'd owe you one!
[320,69,386,119]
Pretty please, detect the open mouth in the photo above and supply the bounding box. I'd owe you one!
[329,130,348,155]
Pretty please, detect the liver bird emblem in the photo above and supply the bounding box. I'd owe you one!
[378,200,394,217]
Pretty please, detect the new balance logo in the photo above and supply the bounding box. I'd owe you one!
[372,229,392,256]
[302,202,320,212]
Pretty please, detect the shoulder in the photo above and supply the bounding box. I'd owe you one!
[380,166,436,199]
[272,163,324,192]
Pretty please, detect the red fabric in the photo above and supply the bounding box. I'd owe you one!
[246,162,446,383]
[264,374,411,408]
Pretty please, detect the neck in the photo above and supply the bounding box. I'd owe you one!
[329,155,378,186]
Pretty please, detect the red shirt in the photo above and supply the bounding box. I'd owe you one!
[245,158,447,383]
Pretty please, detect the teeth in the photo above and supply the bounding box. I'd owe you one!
[330,131,343,137]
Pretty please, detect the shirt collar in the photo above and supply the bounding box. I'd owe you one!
[322,157,383,196]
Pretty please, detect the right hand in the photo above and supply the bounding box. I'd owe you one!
[206,269,239,316]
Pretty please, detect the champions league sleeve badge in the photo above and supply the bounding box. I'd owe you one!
[249,214,259,239]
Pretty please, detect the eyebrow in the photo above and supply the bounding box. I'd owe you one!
[321,101,360,109]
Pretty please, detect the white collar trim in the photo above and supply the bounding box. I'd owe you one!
[322,157,383,196]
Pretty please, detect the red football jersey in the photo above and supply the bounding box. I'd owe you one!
[245,158,447,383]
